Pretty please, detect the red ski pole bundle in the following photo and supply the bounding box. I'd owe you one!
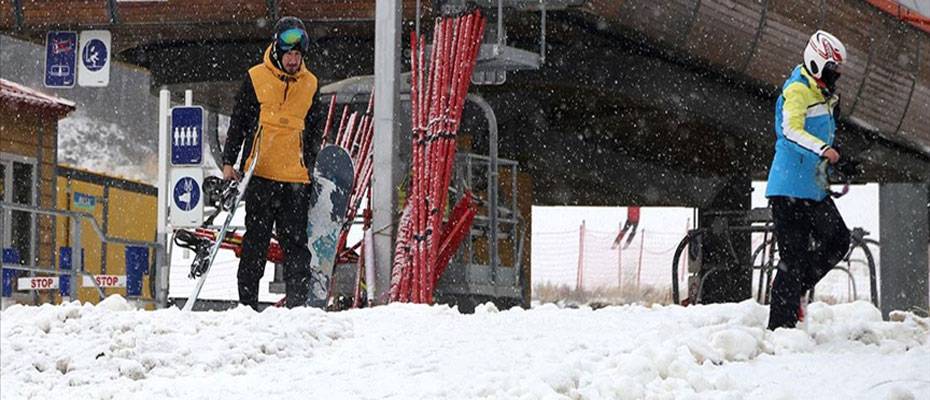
[390,9,486,304]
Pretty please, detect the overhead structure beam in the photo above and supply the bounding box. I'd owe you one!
[847,23,880,119]
[679,0,702,48]
[266,0,279,22]
[895,38,920,136]
[107,0,119,24]
[740,0,768,74]
[12,0,24,32]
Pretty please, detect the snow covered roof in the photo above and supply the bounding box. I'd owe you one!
[0,78,76,115]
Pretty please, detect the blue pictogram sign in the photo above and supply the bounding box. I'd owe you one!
[81,38,108,72]
[171,106,204,165]
[173,177,201,211]
[45,31,77,88]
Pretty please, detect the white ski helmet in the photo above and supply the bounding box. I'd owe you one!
[803,30,847,79]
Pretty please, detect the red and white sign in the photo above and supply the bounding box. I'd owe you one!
[82,275,126,288]
[18,277,60,290]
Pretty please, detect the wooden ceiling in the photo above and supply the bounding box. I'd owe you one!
[2,0,927,156]
[0,0,428,52]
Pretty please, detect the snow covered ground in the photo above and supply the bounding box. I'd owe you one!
[2,297,928,400]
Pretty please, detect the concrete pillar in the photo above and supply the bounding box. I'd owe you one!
[697,174,752,303]
[879,183,929,318]
[372,0,402,304]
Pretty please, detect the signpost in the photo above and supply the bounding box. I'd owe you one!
[44,31,77,88]
[78,30,111,87]
[167,105,205,229]
[156,91,208,307]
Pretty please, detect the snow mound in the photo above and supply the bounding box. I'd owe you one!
[1,302,350,399]
[1,300,928,399]
[474,301,499,314]
[885,386,916,400]
[710,327,761,361]
[97,294,136,311]
[768,327,816,353]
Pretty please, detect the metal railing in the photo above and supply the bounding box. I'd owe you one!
[670,208,879,308]
[452,152,526,285]
[0,201,163,305]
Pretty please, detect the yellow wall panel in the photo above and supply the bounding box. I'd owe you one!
[55,170,158,304]
[107,188,156,300]
[107,188,157,241]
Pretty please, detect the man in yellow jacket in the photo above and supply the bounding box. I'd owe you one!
[222,17,324,309]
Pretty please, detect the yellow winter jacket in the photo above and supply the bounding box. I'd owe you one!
[243,46,319,183]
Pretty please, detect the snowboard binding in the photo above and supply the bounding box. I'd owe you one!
[174,229,213,279]
[202,176,241,225]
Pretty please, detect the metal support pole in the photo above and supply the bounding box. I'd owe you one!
[107,0,119,24]
[539,0,546,64]
[69,217,80,299]
[32,125,42,305]
[185,90,193,106]
[415,0,421,42]
[636,229,645,291]
[617,221,622,288]
[466,94,499,274]
[497,0,504,48]
[372,0,402,305]
[156,89,170,308]
[577,220,585,291]
[12,0,24,32]
[206,109,223,170]
[265,0,279,22]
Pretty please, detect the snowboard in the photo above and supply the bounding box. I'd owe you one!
[306,145,355,308]
[182,145,261,312]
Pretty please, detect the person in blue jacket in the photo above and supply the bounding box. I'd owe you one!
[765,30,851,330]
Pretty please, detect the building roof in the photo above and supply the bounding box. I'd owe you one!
[868,0,930,33]
[0,78,76,115]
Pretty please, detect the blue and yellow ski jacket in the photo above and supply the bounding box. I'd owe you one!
[766,65,839,201]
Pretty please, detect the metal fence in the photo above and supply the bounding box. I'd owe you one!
[0,201,163,307]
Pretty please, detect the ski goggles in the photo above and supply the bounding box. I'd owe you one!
[276,27,308,53]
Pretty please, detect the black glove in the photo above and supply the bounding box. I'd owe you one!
[832,157,862,180]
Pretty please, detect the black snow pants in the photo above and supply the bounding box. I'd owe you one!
[768,196,850,330]
[238,176,313,310]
